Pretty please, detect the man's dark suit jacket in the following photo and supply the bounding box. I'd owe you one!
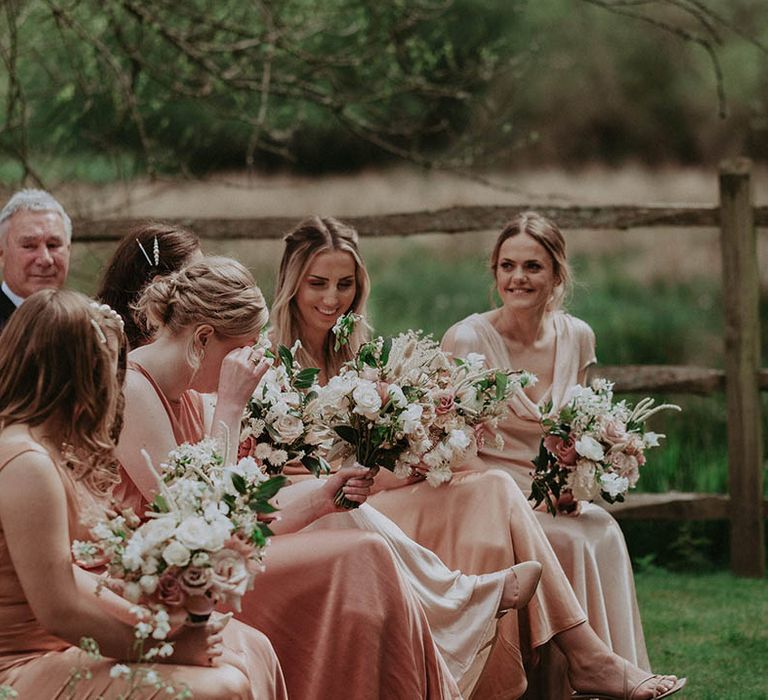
[0,288,17,333]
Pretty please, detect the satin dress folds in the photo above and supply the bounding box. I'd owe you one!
[0,439,286,700]
[440,311,650,699]
[116,363,462,700]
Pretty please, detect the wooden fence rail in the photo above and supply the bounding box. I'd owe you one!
[72,204,768,242]
[71,160,766,577]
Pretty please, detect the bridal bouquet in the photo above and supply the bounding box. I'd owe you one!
[312,329,534,505]
[74,439,286,642]
[530,379,680,516]
[240,341,332,476]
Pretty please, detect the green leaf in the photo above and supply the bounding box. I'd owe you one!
[294,367,320,389]
[334,425,360,445]
[494,371,508,401]
[278,345,294,373]
[257,475,288,500]
[231,472,248,495]
[380,336,393,366]
[152,494,169,513]
[301,454,330,476]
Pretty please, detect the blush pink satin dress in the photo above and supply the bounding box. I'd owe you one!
[441,311,650,699]
[117,362,462,700]
[0,437,286,700]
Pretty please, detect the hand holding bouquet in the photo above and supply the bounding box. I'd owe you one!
[530,379,680,516]
[74,439,286,650]
[240,340,332,476]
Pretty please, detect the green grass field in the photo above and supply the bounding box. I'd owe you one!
[636,569,768,700]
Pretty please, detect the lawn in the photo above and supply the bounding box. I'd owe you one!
[636,569,768,700]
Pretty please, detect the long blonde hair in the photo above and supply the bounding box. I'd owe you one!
[0,289,127,495]
[134,256,269,369]
[271,217,370,377]
[490,211,572,310]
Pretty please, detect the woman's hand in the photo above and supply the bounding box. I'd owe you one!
[161,612,233,667]
[216,346,271,412]
[321,464,376,513]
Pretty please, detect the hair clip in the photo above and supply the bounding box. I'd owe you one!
[137,239,154,266]
[153,235,160,266]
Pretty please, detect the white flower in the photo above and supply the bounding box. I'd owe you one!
[140,516,178,549]
[273,413,305,443]
[464,352,486,370]
[237,456,267,482]
[110,664,131,679]
[387,384,408,408]
[192,551,210,567]
[567,459,600,501]
[600,472,629,499]
[456,386,483,413]
[575,435,605,461]
[447,429,471,452]
[269,449,289,466]
[426,466,453,488]
[139,575,159,595]
[122,535,146,572]
[255,442,273,460]
[123,581,142,603]
[643,431,661,448]
[143,669,160,686]
[351,380,382,420]
[162,540,192,567]
[400,404,424,435]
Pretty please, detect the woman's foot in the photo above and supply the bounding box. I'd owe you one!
[499,560,542,611]
[568,653,684,699]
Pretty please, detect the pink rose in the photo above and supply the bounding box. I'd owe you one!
[435,390,456,416]
[211,549,253,612]
[599,418,629,446]
[157,571,185,608]
[543,435,578,466]
[238,435,256,460]
[179,566,213,597]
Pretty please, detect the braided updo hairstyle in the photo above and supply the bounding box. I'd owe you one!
[133,256,269,369]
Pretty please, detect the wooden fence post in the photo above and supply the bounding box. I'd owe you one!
[719,157,766,578]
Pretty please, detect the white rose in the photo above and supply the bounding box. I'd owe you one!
[400,404,424,435]
[237,456,266,482]
[600,472,629,499]
[176,516,229,552]
[162,540,192,567]
[352,380,383,420]
[575,435,605,461]
[273,413,305,443]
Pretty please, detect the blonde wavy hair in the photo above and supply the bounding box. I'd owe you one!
[271,217,370,378]
[490,211,573,311]
[134,256,269,369]
[0,289,127,495]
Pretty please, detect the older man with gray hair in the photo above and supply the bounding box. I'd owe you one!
[0,189,72,330]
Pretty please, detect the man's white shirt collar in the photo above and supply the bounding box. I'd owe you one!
[1,281,24,308]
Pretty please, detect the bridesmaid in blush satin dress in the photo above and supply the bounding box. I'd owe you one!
[0,290,286,700]
[115,256,464,700]
[270,216,685,700]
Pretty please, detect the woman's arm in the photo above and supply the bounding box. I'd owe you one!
[115,370,178,502]
[209,347,270,465]
[0,450,225,666]
[269,465,375,535]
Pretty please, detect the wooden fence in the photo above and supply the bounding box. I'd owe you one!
[74,158,767,578]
